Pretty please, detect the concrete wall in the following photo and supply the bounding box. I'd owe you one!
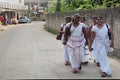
[46,7,120,58]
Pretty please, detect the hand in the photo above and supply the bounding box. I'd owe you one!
[85,41,88,45]
[62,41,66,45]
[89,46,93,52]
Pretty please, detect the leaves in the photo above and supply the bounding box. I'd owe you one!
[55,0,61,12]
[48,0,120,13]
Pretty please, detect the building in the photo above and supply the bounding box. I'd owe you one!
[24,0,48,20]
[0,0,27,24]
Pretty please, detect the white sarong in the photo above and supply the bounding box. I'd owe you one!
[67,36,84,69]
[92,24,112,76]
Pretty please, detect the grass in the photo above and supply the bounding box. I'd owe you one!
[44,26,58,35]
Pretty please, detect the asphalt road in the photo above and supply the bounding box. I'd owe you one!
[0,21,120,79]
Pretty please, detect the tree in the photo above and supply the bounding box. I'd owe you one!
[106,0,120,7]
[96,0,103,5]
[61,0,85,11]
[48,0,120,13]
[55,0,61,12]
[49,0,57,13]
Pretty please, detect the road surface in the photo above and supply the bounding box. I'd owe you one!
[0,21,120,79]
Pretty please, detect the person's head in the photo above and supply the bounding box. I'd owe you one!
[80,16,86,23]
[91,16,97,24]
[65,16,71,23]
[72,13,80,23]
[96,16,104,25]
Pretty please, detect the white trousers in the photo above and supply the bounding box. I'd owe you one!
[93,40,112,76]
[63,45,70,62]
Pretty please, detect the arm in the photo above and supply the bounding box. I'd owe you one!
[58,27,64,34]
[108,28,114,47]
[63,27,69,45]
[89,31,95,51]
[88,24,92,41]
[82,27,88,45]
[58,24,65,34]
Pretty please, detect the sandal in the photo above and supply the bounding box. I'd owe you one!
[72,69,77,73]
[65,61,70,65]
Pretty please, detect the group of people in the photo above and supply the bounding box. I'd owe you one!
[57,13,114,77]
[0,14,17,25]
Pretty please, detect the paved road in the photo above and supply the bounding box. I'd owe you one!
[0,21,120,79]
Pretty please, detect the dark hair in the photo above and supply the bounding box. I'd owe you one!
[97,16,103,19]
[65,16,71,20]
[72,13,80,22]
[81,16,86,21]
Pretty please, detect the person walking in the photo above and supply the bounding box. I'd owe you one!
[80,16,89,65]
[88,16,99,65]
[89,16,114,77]
[63,13,88,73]
[58,16,72,65]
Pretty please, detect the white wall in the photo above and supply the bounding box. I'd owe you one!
[0,0,25,10]
[4,0,24,4]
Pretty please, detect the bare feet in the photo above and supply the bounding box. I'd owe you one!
[96,63,100,67]
[101,72,107,77]
[72,69,79,73]
[81,61,88,65]
[79,64,82,70]
[64,61,70,65]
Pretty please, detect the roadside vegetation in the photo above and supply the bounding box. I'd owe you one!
[44,26,57,35]
[49,0,120,13]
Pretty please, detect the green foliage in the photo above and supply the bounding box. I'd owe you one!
[106,0,120,7]
[49,0,57,13]
[48,0,120,13]
[55,0,61,12]
[78,0,93,10]
[29,12,34,18]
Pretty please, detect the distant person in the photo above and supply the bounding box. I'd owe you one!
[88,16,98,64]
[80,16,89,65]
[88,16,98,41]
[63,13,88,73]
[0,15,4,25]
[89,16,114,77]
[4,13,8,25]
[58,16,72,65]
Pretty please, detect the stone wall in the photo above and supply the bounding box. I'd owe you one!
[46,7,120,58]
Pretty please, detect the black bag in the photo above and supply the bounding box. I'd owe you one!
[56,31,63,40]
[106,24,111,40]
[56,24,65,40]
